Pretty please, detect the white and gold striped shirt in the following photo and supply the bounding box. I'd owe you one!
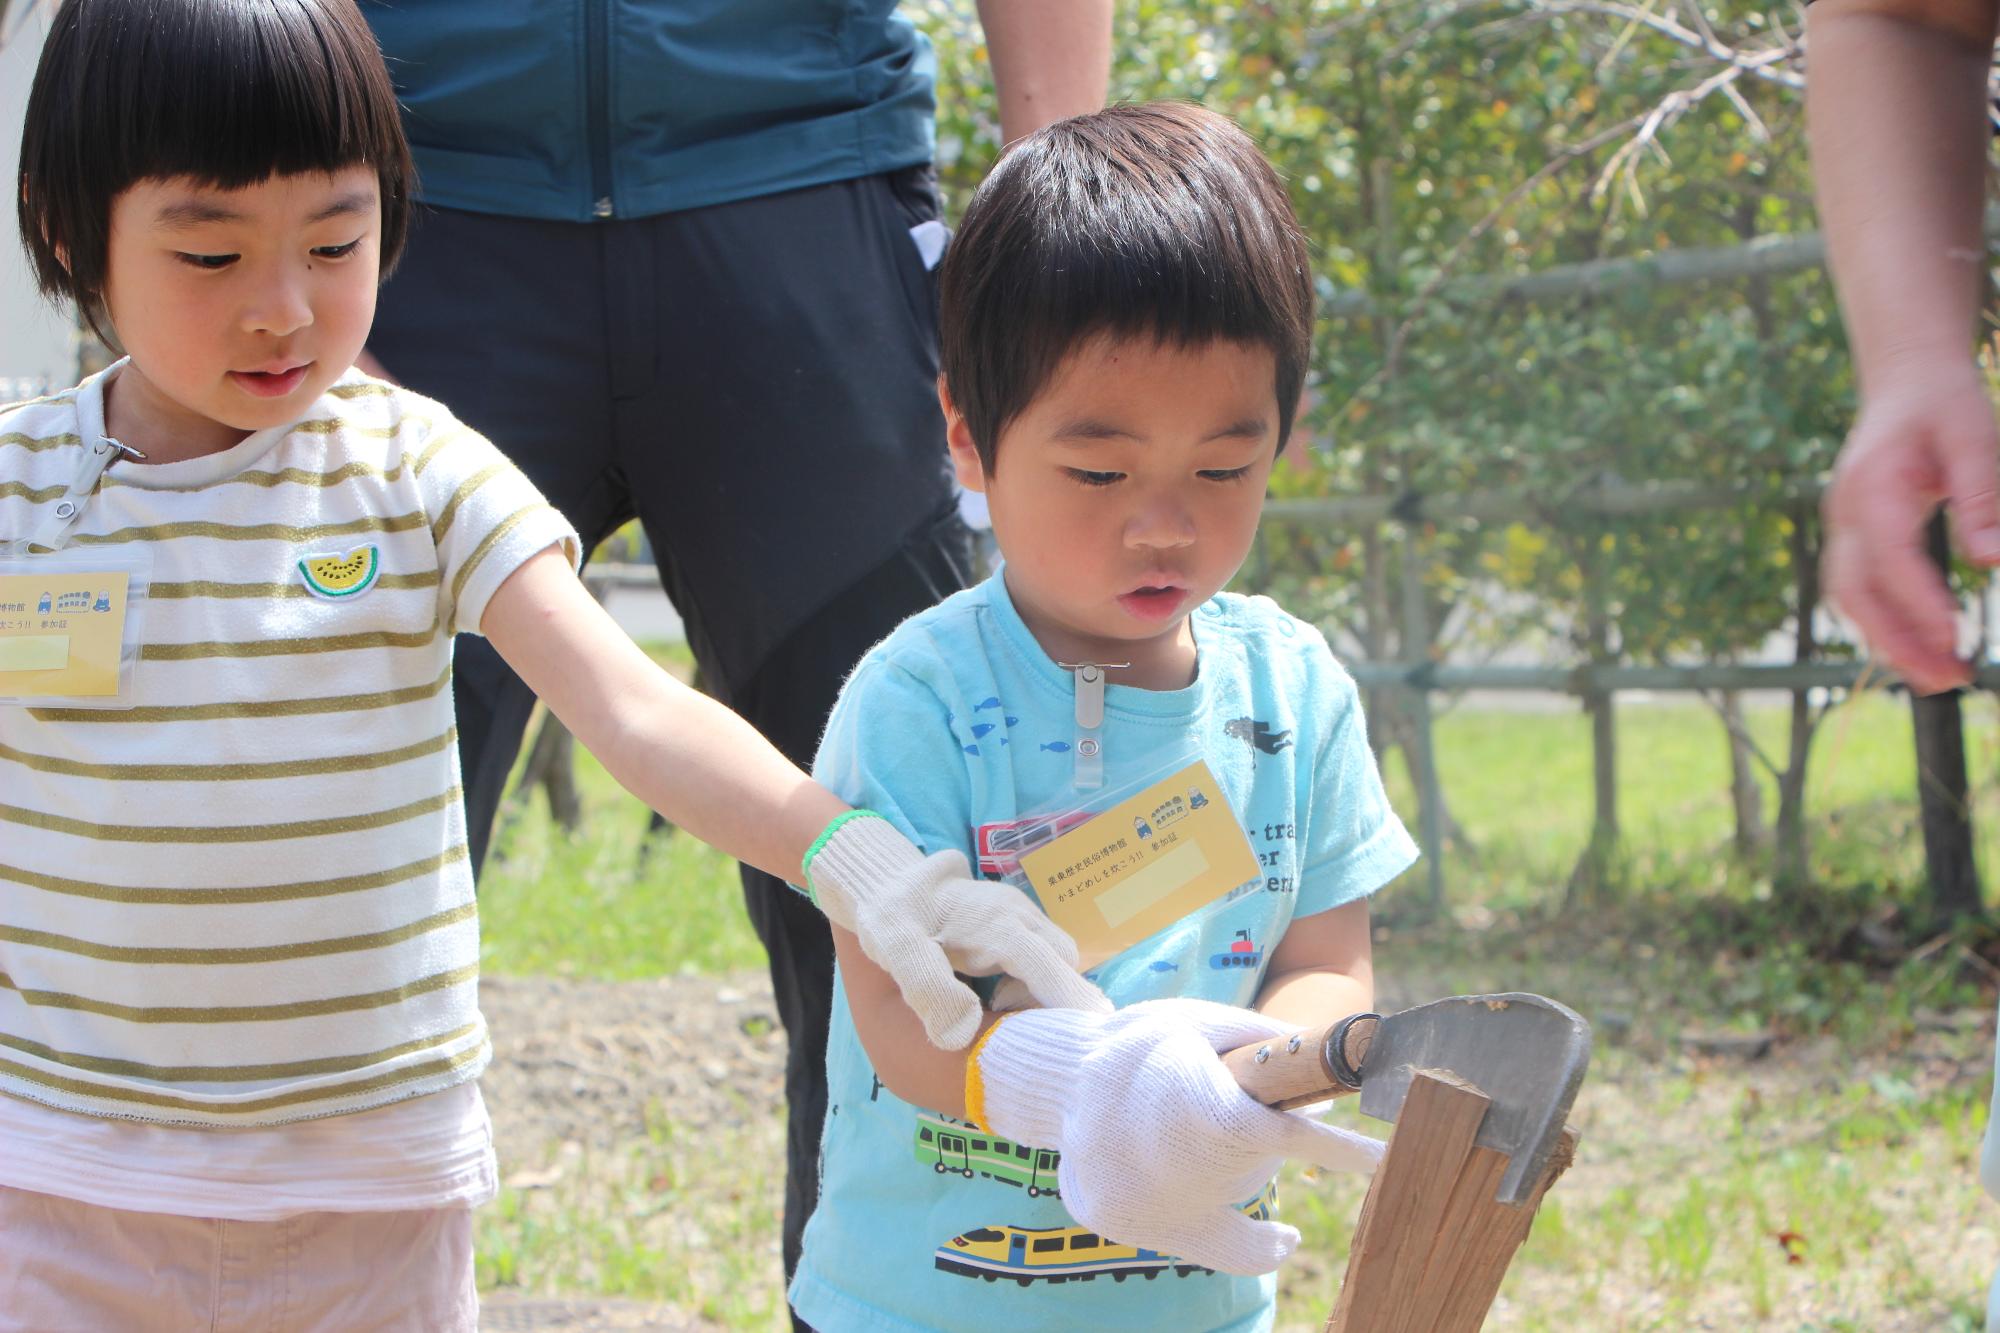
[0,364,577,1127]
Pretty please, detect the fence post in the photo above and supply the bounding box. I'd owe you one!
[1913,512,1982,923]
[1570,525,1618,902]
[1400,520,1446,917]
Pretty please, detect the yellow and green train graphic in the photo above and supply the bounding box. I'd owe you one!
[935,1224,1197,1285]
[914,1111,1061,1198]
[932,1186,1277,1286]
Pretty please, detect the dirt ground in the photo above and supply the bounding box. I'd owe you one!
[477,973,785,1332]
[473,970,1999,1332]
[480,972,789,1163]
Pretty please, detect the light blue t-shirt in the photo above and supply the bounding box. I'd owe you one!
[791,571,1418,1333]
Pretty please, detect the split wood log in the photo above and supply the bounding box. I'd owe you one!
[1325,1070,1578,1333]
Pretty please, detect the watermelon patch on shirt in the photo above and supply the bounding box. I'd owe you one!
[298,545,381,599]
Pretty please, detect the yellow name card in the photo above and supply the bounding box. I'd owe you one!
[1019,759,1259,968]
[0,570,130,698]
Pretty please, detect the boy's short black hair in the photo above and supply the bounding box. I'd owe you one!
[17,0,415,337]
[939,102,1314,471]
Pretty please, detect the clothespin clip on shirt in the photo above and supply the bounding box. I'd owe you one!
[5,434,145,557]
[1058,661,1126,792]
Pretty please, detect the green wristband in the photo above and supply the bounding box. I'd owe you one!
[800,809,887,905]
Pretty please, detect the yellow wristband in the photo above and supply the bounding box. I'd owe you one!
[962,1014,1012,1133]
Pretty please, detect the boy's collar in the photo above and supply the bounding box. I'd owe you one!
[982,566,1214,719]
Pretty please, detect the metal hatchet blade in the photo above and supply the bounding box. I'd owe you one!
[1222,992,1591,1205]
[1355,993,1589,1203]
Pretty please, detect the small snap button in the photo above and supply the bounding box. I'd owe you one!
[55,501,75,518]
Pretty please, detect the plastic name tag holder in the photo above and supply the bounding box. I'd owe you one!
[978,749,1262,973]
[0,549,151,707]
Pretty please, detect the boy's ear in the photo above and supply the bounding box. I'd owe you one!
[938,374,987,494]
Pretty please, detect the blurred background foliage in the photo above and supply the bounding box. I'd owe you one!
[919,0,1846,679]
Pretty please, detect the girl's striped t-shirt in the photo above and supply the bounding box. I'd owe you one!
[0,363,578,1127]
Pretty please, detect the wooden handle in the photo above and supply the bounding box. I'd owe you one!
[1222,1013,1377,1110]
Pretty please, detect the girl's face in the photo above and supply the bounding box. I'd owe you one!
[99,166,381,459]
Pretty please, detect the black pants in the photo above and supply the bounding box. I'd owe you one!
[369,168,968,1307]
[727,513,968,1286]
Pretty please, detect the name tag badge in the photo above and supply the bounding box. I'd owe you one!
[0,552,151,707]
[1017,757,1260,969]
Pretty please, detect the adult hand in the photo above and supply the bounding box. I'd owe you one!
[975,996,1384,1276]
[1822,364,2000,694]
[805,813,1111,1049]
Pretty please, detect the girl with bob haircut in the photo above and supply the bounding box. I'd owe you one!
[2,1,1102,1326]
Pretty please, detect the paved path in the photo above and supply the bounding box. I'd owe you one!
[480,1295,710,1331]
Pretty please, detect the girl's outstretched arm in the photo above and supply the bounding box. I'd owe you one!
[483,544,845,882]
[481,543,1106,1047]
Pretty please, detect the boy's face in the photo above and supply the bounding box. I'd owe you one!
[99,166,381,456]
[946,336,1279,688]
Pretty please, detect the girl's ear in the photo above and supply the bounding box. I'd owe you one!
[938,374,987,493]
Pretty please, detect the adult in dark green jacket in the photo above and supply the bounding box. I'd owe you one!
[355,0,1111,1309]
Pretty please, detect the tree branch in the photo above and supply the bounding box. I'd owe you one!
[1339,109,1651,413]
[1701,686,1784,780]
[1486,0,1805,91]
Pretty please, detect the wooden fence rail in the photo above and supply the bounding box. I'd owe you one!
[585,465,1979,919]
[1258,473,1989,918]
[1348,663,1997,693]
[1318,207,2000,317]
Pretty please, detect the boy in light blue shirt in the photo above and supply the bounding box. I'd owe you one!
[791,103,1418,1332]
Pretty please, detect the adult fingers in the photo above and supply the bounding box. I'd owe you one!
[1823,455,1967,691]
[1940,400,2000,566]
[1824,526,1967,693]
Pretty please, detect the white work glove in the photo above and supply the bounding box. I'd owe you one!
[974,997,1384,1276]
[805,812,1112,1048]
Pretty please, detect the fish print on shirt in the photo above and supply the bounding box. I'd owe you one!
[1224,717,1293,755]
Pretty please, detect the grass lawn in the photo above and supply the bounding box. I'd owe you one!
[476,687,2000,1329]
[477,638,768,981]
